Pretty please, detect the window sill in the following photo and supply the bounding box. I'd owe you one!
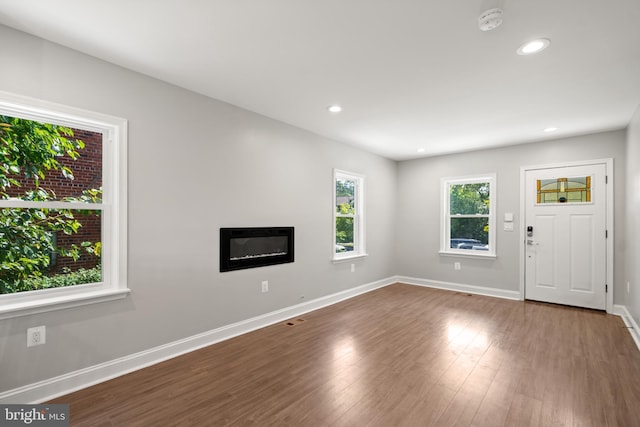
[439,251,497,259]
[0,288,130,320]
[332,253,369,263]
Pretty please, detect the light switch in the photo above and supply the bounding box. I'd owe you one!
[504,212,514,222]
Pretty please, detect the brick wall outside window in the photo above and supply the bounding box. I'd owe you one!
[6,128,102,273]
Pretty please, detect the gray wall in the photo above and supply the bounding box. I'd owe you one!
[0,25,397,393]
[0,22,636,396]
[396,131,627,296]
[625,106,640,322]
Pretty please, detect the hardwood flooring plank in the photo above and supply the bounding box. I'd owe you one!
[435,363,498,426]
[503,393,543,427]
[46,283,640,426]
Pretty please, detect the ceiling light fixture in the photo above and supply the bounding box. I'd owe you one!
[517,38,551,55]
[327,105,342,113]
[544,127,558,132]
[417,148,426,153]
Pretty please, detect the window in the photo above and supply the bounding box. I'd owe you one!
[441,174,496,257]
[0,92,128,319]
[333,170,366,260]
[537,176,591,204]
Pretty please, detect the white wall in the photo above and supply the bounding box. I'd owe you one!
[396,132,627,296]
[0,25,397,393]
[625,106,640,323]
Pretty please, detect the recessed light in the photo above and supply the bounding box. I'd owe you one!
[517,38,551,55]
[327,105,342,113]
[544,127,558,132]
[417,148,426,153]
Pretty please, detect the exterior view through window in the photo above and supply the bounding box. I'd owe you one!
[334,170,365,259]
[442,174,495,256]
[0,115,103,294]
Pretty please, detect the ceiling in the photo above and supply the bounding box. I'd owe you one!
[0,0,639,160]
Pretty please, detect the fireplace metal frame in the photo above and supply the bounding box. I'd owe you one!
[220,227,294,272]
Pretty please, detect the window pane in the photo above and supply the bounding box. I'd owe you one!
[0,208,102,294]
[336,178,355,214]
[1,115,102,203]
[450,217,489,250]
[450,183,490,215]
[537,177,591,204]
[335,217,355,253]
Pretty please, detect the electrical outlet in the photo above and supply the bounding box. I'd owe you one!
[454,262,461,271]
[351,263,355,273]
[261,280,269,293]
[27,326,46,347]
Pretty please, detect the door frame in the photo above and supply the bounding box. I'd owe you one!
[519,158,614,313]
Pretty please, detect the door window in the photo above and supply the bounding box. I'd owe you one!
[536,176,592,204]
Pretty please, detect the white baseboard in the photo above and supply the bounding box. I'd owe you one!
[613,304,640,352]
[0,276,396,404]
[397,275,521,300]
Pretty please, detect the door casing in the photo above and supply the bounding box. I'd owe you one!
[519,158,614,313]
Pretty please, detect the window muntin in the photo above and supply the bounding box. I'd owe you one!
[441,175,496,257]
[333,170,365,260]
[0,92,127,319]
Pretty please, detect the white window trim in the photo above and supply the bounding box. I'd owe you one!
[332,169,367,262]
[0,91,128,320]
[440,173,496,258]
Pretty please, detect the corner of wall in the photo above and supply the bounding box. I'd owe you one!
[624,104,640,326]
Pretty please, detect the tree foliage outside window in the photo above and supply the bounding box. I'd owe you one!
[334,170,365,258]
[442,175,496,256]
[450,183,490,244]
[0,115,102,294]
[335,178,355,250]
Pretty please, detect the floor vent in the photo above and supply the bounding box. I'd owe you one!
[285,318,306,326]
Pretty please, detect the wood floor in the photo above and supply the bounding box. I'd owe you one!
[50,283,640,426]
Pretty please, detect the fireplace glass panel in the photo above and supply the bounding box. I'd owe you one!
[230,236,288,260]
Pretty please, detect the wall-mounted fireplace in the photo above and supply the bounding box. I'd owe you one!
[220,227,294,272]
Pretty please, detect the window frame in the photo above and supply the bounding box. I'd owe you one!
[332,169,366,261]
[440,173,496,258]
[0,91,128,319]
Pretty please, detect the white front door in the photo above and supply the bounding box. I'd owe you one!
[524,163,607,310]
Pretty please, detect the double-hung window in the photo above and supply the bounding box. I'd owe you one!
[0,92,128,319]
[333,169,366,260]
[441,174,496,257]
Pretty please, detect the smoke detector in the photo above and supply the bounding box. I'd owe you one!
[478,8,503,31]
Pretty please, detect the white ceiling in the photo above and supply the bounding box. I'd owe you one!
[1,0,639,160]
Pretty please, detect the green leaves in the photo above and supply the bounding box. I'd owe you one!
[450,183,490,215]
[0,266,101,294]
[338,202,354,215]
[336,217,355,245]
[449,182,491,243]
[335,178,357,249]
[0,207,102,292]
[61,166,74,180]
[0,115,102,294]
[1,115,82,189]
